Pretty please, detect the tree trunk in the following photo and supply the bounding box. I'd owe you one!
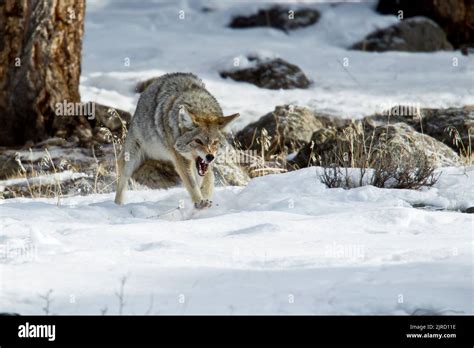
[0,0,90,147]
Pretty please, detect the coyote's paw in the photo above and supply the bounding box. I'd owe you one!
[194,199,212,210]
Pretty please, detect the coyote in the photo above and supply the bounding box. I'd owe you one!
[114,73,239,209]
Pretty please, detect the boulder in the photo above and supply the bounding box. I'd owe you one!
[366,105,474,153]
[131,160,180,190]
[292,121,461,169]
[87,102,132,132]
[220,56,311,89]
[0,154,22,180]
[351,17,453,52]
[213,143,251,186]
[235,105,337,157]
[376,0,474,49]
[229,6,320,32]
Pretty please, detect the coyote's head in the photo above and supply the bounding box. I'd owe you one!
[175,108,239,176]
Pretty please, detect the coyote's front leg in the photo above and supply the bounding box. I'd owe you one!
[201,169,214,202]
[173,152,211,209]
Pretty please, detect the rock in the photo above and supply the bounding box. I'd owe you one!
[376,0,474,49]
[460,45,474,56]
[236,105,334,157]
[373,123,460,167]
[351,17,453,52]
[220,56,311,89]
[291,126,343,168]
[200,6,215,13]
[0,154,22,180]
[88,102,132,132]
[75,102,133,145]
[292,121,461,169]
[131,160,181,189]
[229,6,320,32]
[366,105,474,153]
[213,143,251,186]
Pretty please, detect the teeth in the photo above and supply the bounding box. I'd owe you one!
[196,157,208,176]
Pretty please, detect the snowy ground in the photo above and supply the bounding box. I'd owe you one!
[1,1,473,314]
[0,167,473,314]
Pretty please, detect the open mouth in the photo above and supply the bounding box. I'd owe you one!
[195,156,209,176]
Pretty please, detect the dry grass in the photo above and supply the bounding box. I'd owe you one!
[93,107,129,194]
[7,148,67,203]
[235,106,319,178]
[2,108,129,200]
[232,128,288,178]
[318,122,439,189]
[446,125,472,166]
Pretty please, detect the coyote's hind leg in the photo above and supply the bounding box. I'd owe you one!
[114,138,143,205]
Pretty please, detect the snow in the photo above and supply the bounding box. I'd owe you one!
[0,166,472,314]
[0,171,89,189]
[1,1,473,315]
[9,147,92,163]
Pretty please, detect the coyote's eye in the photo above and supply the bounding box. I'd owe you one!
[194,139,203,145]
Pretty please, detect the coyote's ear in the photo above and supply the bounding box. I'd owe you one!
[178,105,198,129]
[217,113,240,129]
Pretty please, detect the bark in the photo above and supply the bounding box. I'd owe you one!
[0,0,89,147]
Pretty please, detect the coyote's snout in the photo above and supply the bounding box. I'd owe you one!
[114,73,239,209]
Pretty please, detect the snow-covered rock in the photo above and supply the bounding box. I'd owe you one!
[293,121,461,169]
[367,105,474,153]
[235,105,328,156]
[219,56,311,90]
[351,17,453,52]
[229,6,320,32]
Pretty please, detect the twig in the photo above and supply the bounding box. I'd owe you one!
[115,276,127,315]
[39,289,53,315]
[144,294,154,315]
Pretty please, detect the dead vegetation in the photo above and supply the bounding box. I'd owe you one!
[0,108,129,200]
[232,127,288,178]
[446,125,472,166]
[233,106,315,177]
[317,121,440,189]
